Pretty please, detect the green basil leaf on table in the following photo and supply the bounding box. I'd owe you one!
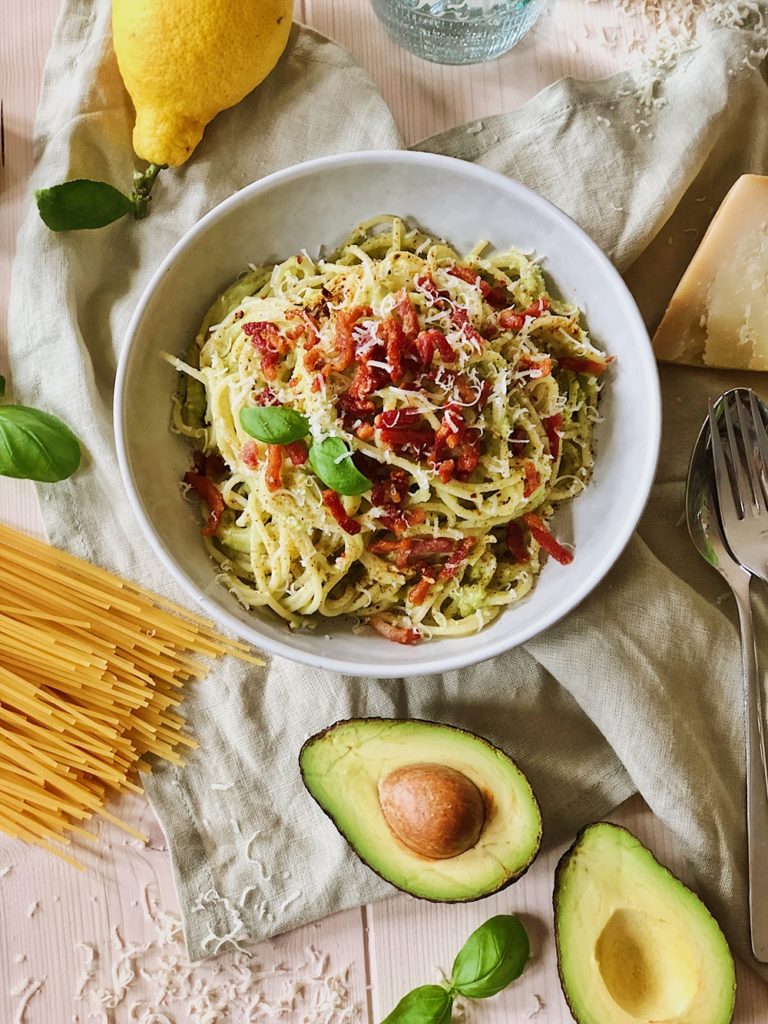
[35,180,134,231]
[239,406,309,445]
[379,984,453,1024]
[450,914,529,998]
[308,436,372,496]
[0,406,81,482]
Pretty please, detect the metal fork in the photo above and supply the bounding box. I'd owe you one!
[710,387,768,961]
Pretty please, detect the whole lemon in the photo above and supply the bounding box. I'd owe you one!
[112,0,292,168]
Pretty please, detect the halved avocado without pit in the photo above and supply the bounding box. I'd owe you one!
[554,822,736,1024]
[299,718,542,902]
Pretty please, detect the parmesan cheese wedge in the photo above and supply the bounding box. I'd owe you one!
[653,175,768,370]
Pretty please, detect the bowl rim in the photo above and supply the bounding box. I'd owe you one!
[114,149,661,677]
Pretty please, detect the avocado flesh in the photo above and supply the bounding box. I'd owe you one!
[554,823,736,1024]
[299,718,542,901]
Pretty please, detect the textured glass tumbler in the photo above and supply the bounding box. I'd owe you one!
[371,0,546,65]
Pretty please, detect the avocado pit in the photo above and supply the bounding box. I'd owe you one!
[378,763,485,859]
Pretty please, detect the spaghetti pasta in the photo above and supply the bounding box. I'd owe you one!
[170,216,610,645]
[0,524,262,867]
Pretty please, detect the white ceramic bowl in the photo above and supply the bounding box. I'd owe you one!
[115,151,660,677]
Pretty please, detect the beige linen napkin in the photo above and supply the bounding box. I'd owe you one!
[7,0,768,972]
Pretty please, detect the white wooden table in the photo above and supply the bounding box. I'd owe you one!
[2,2,767,1021]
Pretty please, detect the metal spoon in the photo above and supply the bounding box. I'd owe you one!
[686,408,768,962]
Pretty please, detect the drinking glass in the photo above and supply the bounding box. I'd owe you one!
[370,0,547,65]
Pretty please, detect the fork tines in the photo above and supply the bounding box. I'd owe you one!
[710,389,768,523]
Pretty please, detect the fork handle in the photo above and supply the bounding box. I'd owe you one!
[733,574,768,962]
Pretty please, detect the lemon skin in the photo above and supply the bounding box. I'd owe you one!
[112,0,293,168]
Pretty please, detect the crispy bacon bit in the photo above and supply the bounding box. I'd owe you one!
[370,615,421,645]
[292,307,321,345]
[265,444,283,493]
[450,308,484,350]
[378,316,406,384]
[523,513,573,565]
[505,521,530,563]
[558,356,609,376]
[409,574,437,606]
[518,355,553,377]
[523,461,541,498]
[241,440,260,469]
[439,538,474,581]
[311,374,323,393]
[377,408,421,430]
[395,292,421,342]
[379,421,435,458]
[356,423,375,441]
[544,413,563,460]
[371,466,410,507]
[498,297,550,332]
[477,379,493,410]
[305,347,325,372]
[254,386,280,406]
[323,489,361,535]
[455,429,481,480]
[326,305,372,375]
[438,459,455,483]
[285,440,308,466]
[243,321,286,381]
[348,362,388,402]
[416,329,454,367]
[415,274,448,306]
[184,471,225,537]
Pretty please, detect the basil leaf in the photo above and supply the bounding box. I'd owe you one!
[0,375,5,397]
[0,406,81,482]
[450,914,529,999]
[239,406,309,445]
[308,437,371,496]
[380,985,453,1024]
[36,180,133,231]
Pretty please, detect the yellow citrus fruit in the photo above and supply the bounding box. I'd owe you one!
[112,0,292,167]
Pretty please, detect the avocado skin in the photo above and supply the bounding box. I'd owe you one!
[299,717,542,903]
[553,822,737,1024]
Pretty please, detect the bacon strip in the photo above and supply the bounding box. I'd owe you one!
[544,413,563,460]
[323,490,361,535]
[184,471,225,537]
[498,297,550,332]
[285,440,308,466]
[326,305,372,375]
[523,461,541,498]
[241,440,260,469]
[558,356,609,376]
[243,321,286,381]
[450,308,484,350]
[522,513,573,565]
[265,444,283,493]
[505,521,530,564]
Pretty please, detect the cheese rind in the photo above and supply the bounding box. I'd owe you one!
[653,175,768,371]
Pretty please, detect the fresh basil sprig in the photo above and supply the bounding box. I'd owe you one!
[450,914,529,998]
[308,436,372,496]
[36,164,164,231]
[240,406,309,445]
[380,915,529,1023]
[380,986,453,1024]
[0,406,81,482]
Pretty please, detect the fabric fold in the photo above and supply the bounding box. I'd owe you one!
[7,0,768,977]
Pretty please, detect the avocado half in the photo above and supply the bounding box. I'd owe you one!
[554,822,736,1024]
[299,718,542,902]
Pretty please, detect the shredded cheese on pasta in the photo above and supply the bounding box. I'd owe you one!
[168,216,610,644]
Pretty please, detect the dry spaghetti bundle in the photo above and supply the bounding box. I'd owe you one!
[0,523,262,867]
